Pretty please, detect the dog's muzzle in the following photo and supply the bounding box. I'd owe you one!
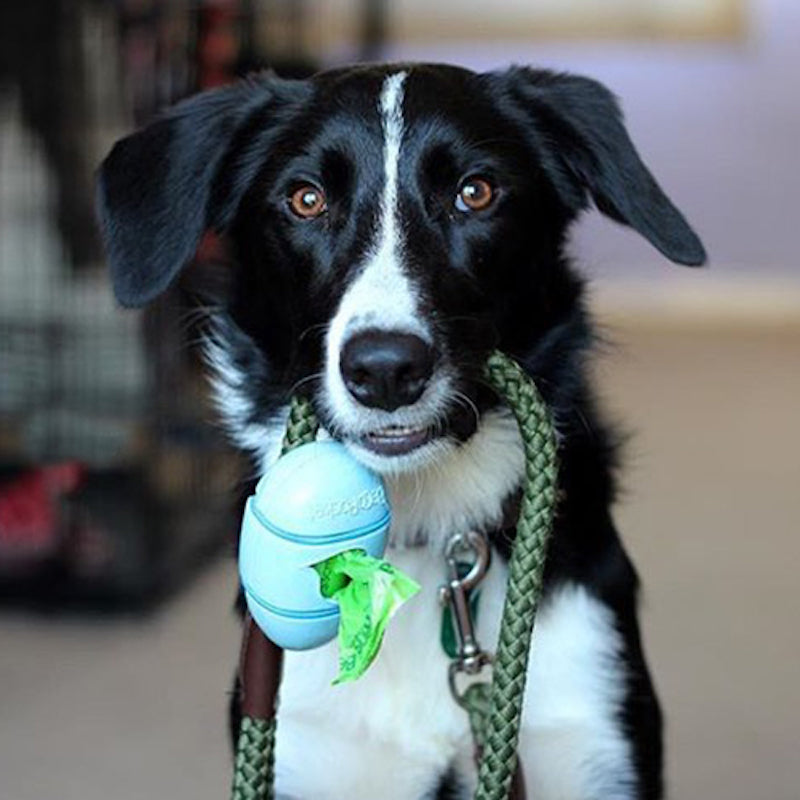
[339,329,439,457]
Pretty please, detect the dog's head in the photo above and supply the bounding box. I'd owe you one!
[97,64,704,476]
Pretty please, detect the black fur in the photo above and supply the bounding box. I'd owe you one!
[97,63,705,799]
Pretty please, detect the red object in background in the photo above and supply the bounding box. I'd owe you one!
[0,463,86,568]
[197,1,241,89]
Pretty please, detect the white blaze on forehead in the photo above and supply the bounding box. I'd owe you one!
[332,70,419,335]
[377,70,406,283]
[323,70,445,438]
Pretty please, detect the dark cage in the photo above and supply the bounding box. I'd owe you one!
[0,0,261,608]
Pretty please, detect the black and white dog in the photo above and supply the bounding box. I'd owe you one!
[97,63,705,799]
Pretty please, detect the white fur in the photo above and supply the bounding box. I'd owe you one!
[276,563,634,800]
[381,406,525,548]
[204,333,289,469]
[261,403,631,799]
[521,585,636,800]
[321,72,456,461]
[275,550,477,800]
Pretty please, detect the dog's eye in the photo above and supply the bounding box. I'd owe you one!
[455,177,494,213]
[288,184,327,219]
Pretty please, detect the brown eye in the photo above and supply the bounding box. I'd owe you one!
[289,184,327,218]
[456,177,494,212]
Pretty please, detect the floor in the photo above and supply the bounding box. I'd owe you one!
[1,319,798,800]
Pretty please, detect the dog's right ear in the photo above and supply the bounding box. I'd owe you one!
[97,77,309,307]
[489,67,706,267]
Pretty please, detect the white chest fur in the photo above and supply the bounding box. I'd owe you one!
[275,547,499,799]
[274,558,635,800]
[272,407,635,800]
[274,408,522,798]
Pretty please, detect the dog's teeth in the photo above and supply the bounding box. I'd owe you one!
[371,425,420,437]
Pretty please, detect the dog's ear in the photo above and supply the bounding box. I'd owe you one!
[97,76,309,307]
[492,67,706,266]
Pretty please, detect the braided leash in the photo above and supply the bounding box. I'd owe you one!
[474,351,558,798]
[231,397,318,800]
[231,350,558,800]
[231,718,276,800]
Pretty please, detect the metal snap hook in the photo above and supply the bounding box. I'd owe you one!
[443,529,491,591]
[440,530,492,679]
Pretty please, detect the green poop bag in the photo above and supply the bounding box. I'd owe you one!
[313,550,420,684]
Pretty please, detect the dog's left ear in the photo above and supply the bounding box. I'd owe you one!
[491,67,706,266]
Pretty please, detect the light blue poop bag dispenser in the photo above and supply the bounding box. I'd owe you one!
[239,441,391,650]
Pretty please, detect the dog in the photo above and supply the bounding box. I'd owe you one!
[97,63,705,800]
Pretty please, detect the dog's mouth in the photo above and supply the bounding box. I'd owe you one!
[339,387,486,462]
[359,424,436,456]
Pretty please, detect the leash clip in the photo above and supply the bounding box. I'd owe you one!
[440,530,492,696]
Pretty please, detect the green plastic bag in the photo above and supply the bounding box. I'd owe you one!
[314,550,420,684]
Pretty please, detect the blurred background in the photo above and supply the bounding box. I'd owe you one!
[0,1,797,798]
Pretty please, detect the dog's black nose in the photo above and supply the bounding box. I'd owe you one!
[340,330,435,411]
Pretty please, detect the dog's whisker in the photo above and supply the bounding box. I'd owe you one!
[451,390,481,430]
[298,321,331,342]
[406,468,425,524]
[289,372,324,396]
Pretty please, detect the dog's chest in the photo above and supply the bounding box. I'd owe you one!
[274,547,509,800]
[270,408,525,798]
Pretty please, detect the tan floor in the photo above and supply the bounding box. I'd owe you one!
[594,320,800,800]
[1,321,798,799]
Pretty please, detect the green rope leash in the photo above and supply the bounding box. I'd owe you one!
[230,350,558,800]
[473,351,558,799]
[231,717,276,800]
[231,396,318,800]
